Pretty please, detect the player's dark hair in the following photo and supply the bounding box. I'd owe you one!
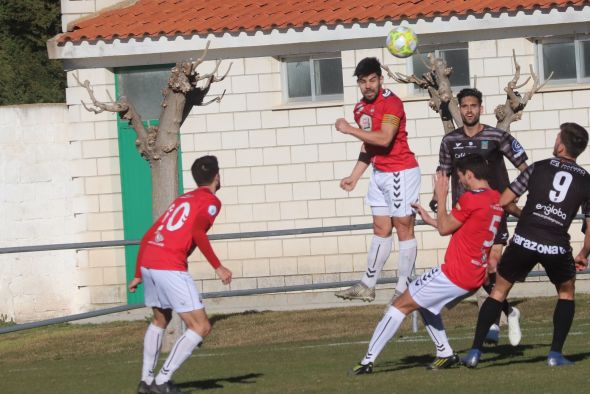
[560,122,589,158]
[191,155,219,186]
[455,154,489,181]
[457,88,483,105]
[354,57,382,78]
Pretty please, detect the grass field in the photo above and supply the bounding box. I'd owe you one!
[2,294,590,393]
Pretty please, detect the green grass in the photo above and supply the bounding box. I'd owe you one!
[2,295,590,393]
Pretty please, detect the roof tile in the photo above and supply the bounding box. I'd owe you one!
[57,0,587,44]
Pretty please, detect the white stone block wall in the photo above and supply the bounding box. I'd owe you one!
[0,105,87,322]
[60,0,122,32]
[3,36,590,321]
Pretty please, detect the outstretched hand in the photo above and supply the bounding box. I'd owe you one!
[411,201,437,228]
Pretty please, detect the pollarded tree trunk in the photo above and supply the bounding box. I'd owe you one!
[75,41,231,351]
[382,49,549,134]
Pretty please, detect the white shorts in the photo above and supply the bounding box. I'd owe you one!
[142,267,204,313]
[366,166,420,217]
[409,267,469,315]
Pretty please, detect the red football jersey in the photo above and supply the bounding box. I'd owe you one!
[441,189,503,291]
[135,187,221,277]
[353,88,418,172]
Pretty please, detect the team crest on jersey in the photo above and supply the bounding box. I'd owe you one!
[512,140,524,158]
[481,140,489,149]
[359,114,372,131]
[208,205,218,216]
[382,89,392,97]
[154,231,164,243]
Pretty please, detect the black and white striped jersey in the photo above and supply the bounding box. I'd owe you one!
[437,125,528,205]
[509,157,590,245]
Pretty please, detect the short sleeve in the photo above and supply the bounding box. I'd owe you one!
[508,164,534,196]
[499,132,528,168]
[450,192,474,223]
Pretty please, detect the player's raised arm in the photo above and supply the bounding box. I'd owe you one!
[335,115,397,147]
[433,172,463,236]
[431,138,453,212]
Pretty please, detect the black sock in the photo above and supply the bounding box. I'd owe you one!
[551,299,575,353]
[472,298,503,350]
[482,273,496,295]
[481,275,511,322]
[501,300,512,316]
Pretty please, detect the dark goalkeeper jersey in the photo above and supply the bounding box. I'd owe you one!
[509,157,590,246]
[437,125,528,205]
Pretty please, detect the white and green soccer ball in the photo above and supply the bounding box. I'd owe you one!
[386,26,418,58]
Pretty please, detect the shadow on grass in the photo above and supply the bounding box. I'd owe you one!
[209,310,263,325]
[376,354,436,373]
[374,344,545,372]
[177,372,263,391]
[468,344,537,366]
[477,348,590,368]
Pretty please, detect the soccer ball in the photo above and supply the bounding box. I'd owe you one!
[386,26,418,58]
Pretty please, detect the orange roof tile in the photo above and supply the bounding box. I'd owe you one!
[58,0,586,44]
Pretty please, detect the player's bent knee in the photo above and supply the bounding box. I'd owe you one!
[200,321,212,337]
[185,320,211,337]
[556,280,576,299]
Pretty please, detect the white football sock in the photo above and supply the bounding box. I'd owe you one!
[141,323,165,384]
[360,235,393,288]
[362,306,405,364]
[395,238,417,293]
[419,308,453,358]
[155,329,203,385]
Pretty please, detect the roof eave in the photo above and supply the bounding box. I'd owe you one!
[47,7,590,68]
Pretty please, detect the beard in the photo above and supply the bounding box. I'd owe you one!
[362,91,377,103]
[462,114,480,127]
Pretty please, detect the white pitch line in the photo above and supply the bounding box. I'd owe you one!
[4,330,585,373]
[191,330,584,357]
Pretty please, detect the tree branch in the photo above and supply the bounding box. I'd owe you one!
[382,55,460,134]
[73,72,154,161]
[495,50,552,131]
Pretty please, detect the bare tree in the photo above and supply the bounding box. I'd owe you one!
[494,50,552,132]
[382,49,550,133]
[75,41,231,350]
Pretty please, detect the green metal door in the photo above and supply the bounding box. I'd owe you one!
[115,66,183,304]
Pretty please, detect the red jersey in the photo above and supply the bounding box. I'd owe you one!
[441,189,503,291]
[135,187,221,277]
[353,88,418,172]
